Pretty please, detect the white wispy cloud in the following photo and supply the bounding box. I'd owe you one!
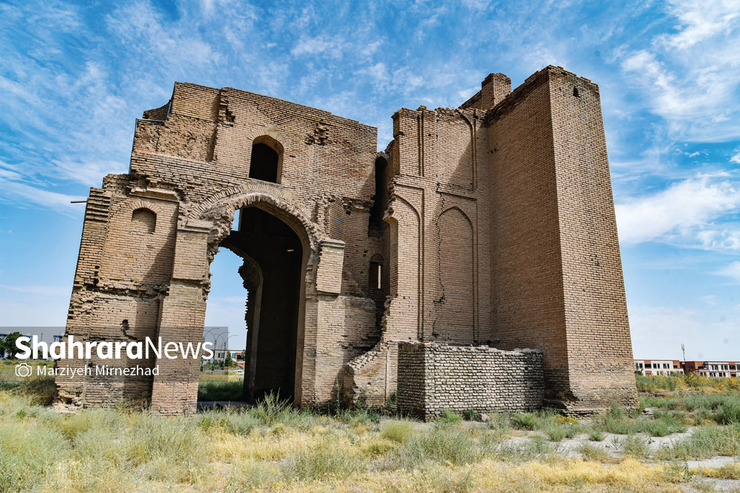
[695,228,740,251]
[618,0,740,141]
[615,174,740,247]
[290,35,345,58]
[105,2,220,68]
[0,179,85,212]
[716,261,740,282]
[660,0,740,49]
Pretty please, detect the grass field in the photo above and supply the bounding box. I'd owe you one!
[0,363,738,492]
[198,370,245,401]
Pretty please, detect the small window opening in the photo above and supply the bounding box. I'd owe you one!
[131,208,156,233]
[369,262,382,289]
[369,254,383,290]
[573,87,580,97]
[249,142,280,183]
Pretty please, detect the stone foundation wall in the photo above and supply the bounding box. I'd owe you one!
[397,342,544,419]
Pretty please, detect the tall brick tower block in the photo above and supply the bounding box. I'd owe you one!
[483,68,635,410]
[56,66,635,415]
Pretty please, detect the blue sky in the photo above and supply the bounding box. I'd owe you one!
[0,0,738,360]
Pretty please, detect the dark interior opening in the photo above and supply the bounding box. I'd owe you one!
[249,143,280,183]
[369,156,389,230]
[221,207,302,401]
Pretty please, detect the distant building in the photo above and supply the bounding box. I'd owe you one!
[686,361,739,378]
[636,359,738,378]
[634,359,684,376]
[204,348,244,367]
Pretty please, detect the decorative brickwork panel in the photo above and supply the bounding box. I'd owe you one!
[316,240,345,295]
[384,195,421,341]
[436,115,473,188]
[435,207,474,342]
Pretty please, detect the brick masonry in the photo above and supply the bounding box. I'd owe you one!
[397,342,544,420]
[56,65,636,415]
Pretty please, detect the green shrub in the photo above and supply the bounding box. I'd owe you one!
[395,427,478,469]
[715,399,740,425]
[336,407,381,425]
[283,443,365,480]
[606,403,626,419]
[601,416,631,434]
[381,420,417,443]
[618,435,650,458]
[0,418,70,491]
[439,409,463,424]
[250,392,292,426]
[226,461,282,490]
[513,434,555,459]
[197,379,243,401]
[578,443,612,462]
[198,409,260,435]
[0,378,20,391]
[636,412,688,437]
[657,424,740,460]
[563,424,580,439]
[587,428,606,442]
[636,374,681,392]
[14,376,55,405]
[511,413,538,430]
[123,413,207,477]
[543,422,566,442]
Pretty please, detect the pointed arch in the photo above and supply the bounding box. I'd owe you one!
[437,206,475,343]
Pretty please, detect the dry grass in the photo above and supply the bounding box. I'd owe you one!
[636,373,740,393]
[0,373,738,492]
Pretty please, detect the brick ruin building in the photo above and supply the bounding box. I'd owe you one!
[55,66,637,416]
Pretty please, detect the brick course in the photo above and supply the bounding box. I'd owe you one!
[397,342,544,420]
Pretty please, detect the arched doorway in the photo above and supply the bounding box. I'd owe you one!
[220,206,304,401]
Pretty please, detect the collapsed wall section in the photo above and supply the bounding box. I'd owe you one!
[397,342,543,420]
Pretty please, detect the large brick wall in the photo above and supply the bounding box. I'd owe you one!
[57,66,636,415]
[397,342,544,420]
[485,67,635,410]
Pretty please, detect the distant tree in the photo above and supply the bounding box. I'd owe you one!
[225,351,234,368]
[1,332,23,359]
